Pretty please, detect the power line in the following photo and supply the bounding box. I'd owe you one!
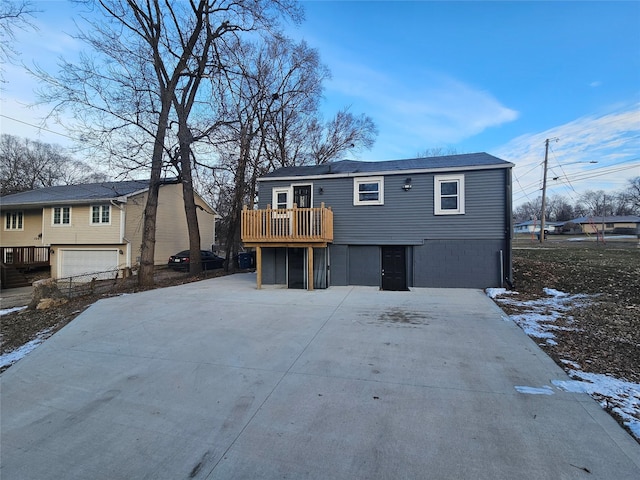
[0,114,78,141]
[513,162,640,203]
[548,144,578,195]
[513,157,640,198]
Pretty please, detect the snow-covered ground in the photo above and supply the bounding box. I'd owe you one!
[0,305,35,370]
[488,287,640,441]
[0,327,53,370]
[567,235,639,242]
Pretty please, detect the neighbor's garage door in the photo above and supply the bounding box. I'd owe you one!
[59,249,119,279]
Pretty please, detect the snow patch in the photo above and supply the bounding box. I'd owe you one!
[490,287,639,441]
[568,235,638,242]
[485,288,518,299]
[0,328,53,370]
[0,306,28,316]
[493,289,590,342]
[543,287,568,297]
[561,359,581,369]
[515,385,555,395]
[553,370,640,438]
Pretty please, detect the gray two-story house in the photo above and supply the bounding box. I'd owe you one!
[241,153,514,291]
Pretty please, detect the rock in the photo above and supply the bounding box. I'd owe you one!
[29,278,64,310]
[36,297,68,310]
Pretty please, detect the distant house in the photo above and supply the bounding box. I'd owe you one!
[568,215,640,235]
[514,220,563,235]
[1,180,217,280]
[241,153,514,290]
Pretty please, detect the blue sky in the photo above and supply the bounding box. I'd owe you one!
[1,1,639,206]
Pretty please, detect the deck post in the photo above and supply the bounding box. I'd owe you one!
[256,246,262,289]
[292,203,298,239]
[307,246,314,291]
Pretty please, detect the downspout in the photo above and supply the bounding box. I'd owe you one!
[41,208,46,246]
[111,199,130,270]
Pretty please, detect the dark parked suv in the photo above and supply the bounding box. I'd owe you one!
[168,250,224,271]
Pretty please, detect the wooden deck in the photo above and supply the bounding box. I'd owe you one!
[241,204,333,291]
[241,204,333,247]
[1,246,50,269]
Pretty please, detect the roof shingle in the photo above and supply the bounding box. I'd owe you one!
[0,180,150,208]
[261,152,512,179]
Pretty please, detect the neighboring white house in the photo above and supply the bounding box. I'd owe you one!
[514,216,640,236]
[514,220,562,234]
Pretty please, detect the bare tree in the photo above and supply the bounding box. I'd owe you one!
[577,190,611,217]
[260,38,329,169]
[309,108,377,165]
[0,0,37,80]
[623,177,640,214]
[513,197,543,222]
[205,36,321,267]
[0,134,103,195]
[205,35,377,266]
[35,0,302,285]
[416,146,459,158]
[546,194,575,221]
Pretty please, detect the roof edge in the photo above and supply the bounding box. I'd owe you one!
[258,162,514,182]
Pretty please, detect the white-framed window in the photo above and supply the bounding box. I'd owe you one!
[434,174,465,215]
[271,187,293,210]
[91,205,111,225]
[4,211,23,230]
[52,206,71,226]
[353,176,384,205]
[272,187,291,218]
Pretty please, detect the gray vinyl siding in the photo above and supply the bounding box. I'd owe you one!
[413,239,506,288]
[260,247,287,285]
[261,248,276,284]
[328,244,348,286]
[257,165,511,289]
[348,245,380,286]
[259,168,508,245]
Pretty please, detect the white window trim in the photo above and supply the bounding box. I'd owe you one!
[90,204,112,225]
[353,176,384,206]
[52,206,72,226]
[4,211,24,231]
[272,187,292,218]
[434,174,465,215]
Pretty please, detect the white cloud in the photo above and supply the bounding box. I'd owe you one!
[326,62,519,159]
[495,103,640,205]
[589,81,602,88]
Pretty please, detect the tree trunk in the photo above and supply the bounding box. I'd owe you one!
[224,136,250,271]
[138,100,172,287]
[178,133,202,275]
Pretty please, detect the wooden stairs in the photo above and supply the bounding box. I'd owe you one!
[1,264,30,289]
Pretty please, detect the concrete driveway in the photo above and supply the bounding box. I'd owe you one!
[1,273,639,479]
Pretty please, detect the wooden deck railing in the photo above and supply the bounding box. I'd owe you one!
[1,246,50,268]
[241,203,333,245]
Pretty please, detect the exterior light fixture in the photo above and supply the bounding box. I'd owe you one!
[402,178,412,191]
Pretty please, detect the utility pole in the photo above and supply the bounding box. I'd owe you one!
[601,194,606,244]
[539,139,550,243]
